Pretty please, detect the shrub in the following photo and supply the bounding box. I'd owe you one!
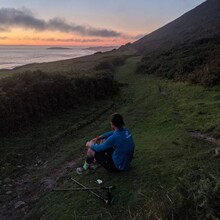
[94,56,127,72]
[0,70,119,133]
[136,36,220,86]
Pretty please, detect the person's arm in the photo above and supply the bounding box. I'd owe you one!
[91,135,115,152]
[86,131,114,148]
[100,131,114,139]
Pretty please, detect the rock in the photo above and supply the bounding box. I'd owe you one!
[15,201,26,209]
[214,147,220,157]
[4,163,11,166]
[4,177,11,183]
[6,191,12,195]
[37,159,42,164]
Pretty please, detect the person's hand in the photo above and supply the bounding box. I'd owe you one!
[91,136,102,143]
[86,140,96,147]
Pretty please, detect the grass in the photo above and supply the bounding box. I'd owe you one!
[1,57,219,219]
[160,81,220,138]
[137,36,220,86]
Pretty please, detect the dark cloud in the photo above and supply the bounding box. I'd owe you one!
[0,8,46,30]
[0,8,123,37]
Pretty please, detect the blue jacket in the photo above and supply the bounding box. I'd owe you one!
[91,128,135,171]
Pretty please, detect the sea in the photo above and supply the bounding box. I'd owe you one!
[0,46,96,70]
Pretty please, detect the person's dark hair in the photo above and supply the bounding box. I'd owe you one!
[110,113,125,128]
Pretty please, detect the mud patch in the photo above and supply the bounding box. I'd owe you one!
[190,131,220,157]
[40,157,82,190]
[0,156,83,220]
[190,132,220,145]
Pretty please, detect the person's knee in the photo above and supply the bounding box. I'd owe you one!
[87,148,95,157]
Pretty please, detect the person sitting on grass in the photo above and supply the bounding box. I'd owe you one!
[76,113,135,174]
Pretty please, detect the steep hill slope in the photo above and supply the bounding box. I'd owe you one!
[128,0,220,86]
[121,0,220,54]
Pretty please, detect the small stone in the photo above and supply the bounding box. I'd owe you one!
[17,165,24,168]
[15,201,26,209]
[4,177,11,183]
[37,159,42,164]
[6,191,12,195]
[5,163,11,166]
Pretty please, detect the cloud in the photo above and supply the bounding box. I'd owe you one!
[23,36,103,43]
[0,8,123,38]
[0,35,103,43]
[0,26,9,32]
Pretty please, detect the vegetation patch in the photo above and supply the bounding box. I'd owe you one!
[137,36,220,86]
[0,69,120,133]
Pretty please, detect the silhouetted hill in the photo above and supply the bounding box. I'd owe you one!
[121,0,220,54]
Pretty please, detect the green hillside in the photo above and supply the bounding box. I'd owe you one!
[1,57,219,219]
[137,36,220,87]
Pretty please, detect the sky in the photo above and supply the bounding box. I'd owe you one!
[0,0,205,46]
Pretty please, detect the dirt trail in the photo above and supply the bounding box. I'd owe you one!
[190,131,220,145]
[40,157,82,190]
[190,131,220,156]
[0,156,82,220]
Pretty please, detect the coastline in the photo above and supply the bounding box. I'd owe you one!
[0,46,97,71]
[0,47,125,79]
[0,46,119,74]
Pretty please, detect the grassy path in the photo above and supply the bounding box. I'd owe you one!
[29,57,219,220]
[2,57,219,219]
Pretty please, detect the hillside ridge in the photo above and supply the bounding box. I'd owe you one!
[122,0,220,53]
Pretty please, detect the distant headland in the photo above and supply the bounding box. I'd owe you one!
[84,46,118,52]
[47,47,71,50]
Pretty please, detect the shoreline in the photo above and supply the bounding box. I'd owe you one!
[0,47,126,79]
[0,46,118,71]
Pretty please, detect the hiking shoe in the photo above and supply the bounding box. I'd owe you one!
[76,167,88,175]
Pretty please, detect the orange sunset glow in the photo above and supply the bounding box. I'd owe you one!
[0,1,205,46]
[0,28,136,46]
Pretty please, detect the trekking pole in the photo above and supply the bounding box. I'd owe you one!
[53,186,115,191]
[70,178,115,205]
